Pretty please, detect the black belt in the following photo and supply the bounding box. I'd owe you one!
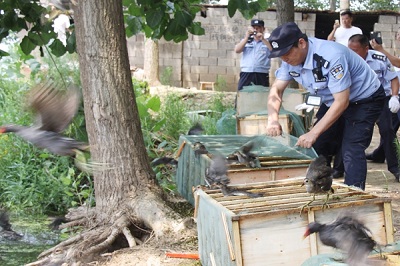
[350,85,385,105]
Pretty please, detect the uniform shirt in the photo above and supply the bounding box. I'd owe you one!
[334,26,363,46]
[365,50,398,96]
[240,38,271,73]
[275,37,381,107]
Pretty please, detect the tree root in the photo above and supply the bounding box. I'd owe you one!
[29,192,196,265]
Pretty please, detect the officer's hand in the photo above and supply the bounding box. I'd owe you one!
[266,120,282,137]
[295,132,317,149]
[295,103,314,113]
[389,96,400,113]
[246,27,253,37]
[369,39,383,52]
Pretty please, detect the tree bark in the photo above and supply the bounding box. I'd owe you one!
[143,38,162,86]
[275,0,295,26]
[30,0,189,264]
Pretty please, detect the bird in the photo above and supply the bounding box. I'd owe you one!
[48,215,68,230]
[300,155,334,214]
[49,0,76,11]
[304,214,378,266]
[0,82,89,167]
[0,210,23,241]
[205,154,263,198]
[150,156,178,167]
[188,123,204,135]
[231,141,260,168]
[193,141,209,158]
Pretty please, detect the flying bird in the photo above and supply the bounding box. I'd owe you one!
[301,155,334,213]
[230,141,261,168]
[304,215,377,266]
[150,156,178,167]
[0,82,89,168]
[50,0,77,11]
[205,154,263,198]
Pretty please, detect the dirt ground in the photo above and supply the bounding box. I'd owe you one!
[93,125,400,266]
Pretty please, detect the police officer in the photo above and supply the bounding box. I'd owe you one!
[348,34,400,181]
[235,19,271,90]
[266,22,385,190]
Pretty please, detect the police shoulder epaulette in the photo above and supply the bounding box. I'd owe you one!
[372,53,386,61]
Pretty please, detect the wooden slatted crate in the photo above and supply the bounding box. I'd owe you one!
[236,114,292,135]
[194,179,394,266]
[176,135,317,205]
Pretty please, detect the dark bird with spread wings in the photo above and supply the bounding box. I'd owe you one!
[205,154,263,198]
[232,141,261,168]
[301,155,334,212]
[0,82,88,158]
[304,215,377,266]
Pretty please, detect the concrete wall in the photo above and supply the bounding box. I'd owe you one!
[374,15,400,55]
[127,8,399,92]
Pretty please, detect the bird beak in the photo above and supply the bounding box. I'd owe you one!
[0,127,5,133]
[303,228,310,239]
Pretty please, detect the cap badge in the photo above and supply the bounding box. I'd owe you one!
[271,41,279,49]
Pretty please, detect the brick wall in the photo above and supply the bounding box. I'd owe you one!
[374,15,400,56]
[127,8,399,91]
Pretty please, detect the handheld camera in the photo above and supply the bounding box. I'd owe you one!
[370,31,382,45]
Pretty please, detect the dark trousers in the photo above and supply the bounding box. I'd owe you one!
[369,110,400,166]
[313,87,385,190]
[237,72,269,91]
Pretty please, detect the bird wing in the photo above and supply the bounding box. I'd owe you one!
[27,82,80,133]
[16,127,86,156]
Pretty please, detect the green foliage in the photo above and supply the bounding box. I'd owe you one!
[160,93,191,140]
[214,75,227,92]
[0,0,75,58]
[293,0,400,10]
[123,0,209,42]
[201,93,235,135]
[0,80,93,215]
[0,41,92,215]
[160,66,173,86]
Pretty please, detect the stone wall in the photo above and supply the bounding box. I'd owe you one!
[374,15,400,55]
[127,8,399,92]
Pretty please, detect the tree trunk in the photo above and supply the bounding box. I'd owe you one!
[28,0,189,264]
[275,0,294,26]
[271,0,297,88]
[143,38,162,86]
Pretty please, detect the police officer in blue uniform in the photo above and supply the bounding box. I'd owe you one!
[235,19,271,90]
[266,22,385,190]
[348,34,400,181]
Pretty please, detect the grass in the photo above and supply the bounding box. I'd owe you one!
[0,39,236,214]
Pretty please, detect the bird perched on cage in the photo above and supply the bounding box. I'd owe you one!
[205,154,263,198]
[304,214,378,266]
[300,155,334,214]
[231,141,261,168]
[0,81,90,170]
[193,141,209,158]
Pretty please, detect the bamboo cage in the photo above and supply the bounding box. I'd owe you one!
[176,135,317,204]
[194,178,394,266]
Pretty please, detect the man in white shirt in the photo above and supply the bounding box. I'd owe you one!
[327,10,362,47]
